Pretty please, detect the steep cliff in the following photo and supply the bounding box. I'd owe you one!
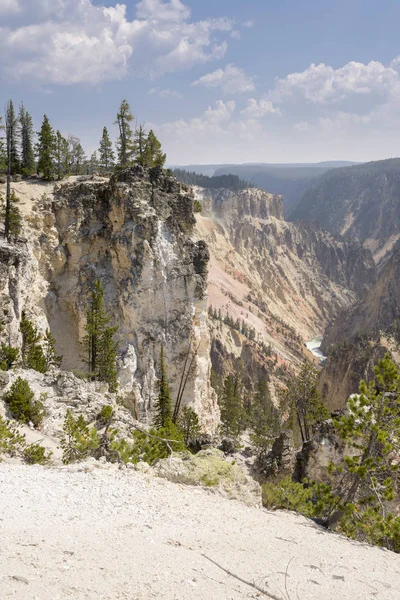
[0,168,219,432]
[291,158,400,263]
[195,186,375,353]
[319,244,400,409]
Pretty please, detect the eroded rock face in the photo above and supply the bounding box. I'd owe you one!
[0,170,219,433]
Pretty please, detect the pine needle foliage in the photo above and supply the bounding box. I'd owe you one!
[115,100,135,168]
[84,280,119,392]
[61,409,101,464]
[19,103,35,176]
[43,329,63,370]
[0,343,19,371]
[36,115,56,180]
[153,345,172,429]
[3,377,45,428]
[19,312,46,373]
[98,126,115,172]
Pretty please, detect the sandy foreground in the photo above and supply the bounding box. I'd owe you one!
[0,463,399,600]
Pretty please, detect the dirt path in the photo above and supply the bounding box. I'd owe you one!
[0,463,399,599]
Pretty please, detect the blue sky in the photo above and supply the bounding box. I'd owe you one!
[1,0,400,164]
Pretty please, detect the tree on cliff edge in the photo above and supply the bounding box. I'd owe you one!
[98,126,115,173]
[36,115,56,180]
[115,100,135,168]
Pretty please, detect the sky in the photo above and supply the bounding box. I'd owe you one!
[1,0,400,164]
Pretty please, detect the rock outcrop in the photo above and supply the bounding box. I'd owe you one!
[291,158,400,263]
[0,169,219,432]
[195,186,375,382]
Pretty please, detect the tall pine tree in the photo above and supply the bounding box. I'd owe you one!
[36,115,56,180]
[98,126,115,173]
[19,103,35,176]
[84,280,119,392]
[115,100,135,168]
[133,124,147,166]
[144,129,166,168]
[153,345,172,429]
[55,131,69,180]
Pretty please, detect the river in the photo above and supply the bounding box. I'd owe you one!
[305,337,327,362]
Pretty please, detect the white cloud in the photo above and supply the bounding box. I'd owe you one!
[205,99,236,122]
[241,98,281,117]
[0,0,21,15]
[136,0,190,22]
[0,0,233,85]
[243,20,254,28]
[192,63,255,94]
[270,60,400,104]
[148,87,181,98]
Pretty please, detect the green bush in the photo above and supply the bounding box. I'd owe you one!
[98,405,113,426]
[193,199,203,213]
[61,409,100,464]
[0,415,25,460]
[23,443,52,465]
[3,377,45,428]
[262,476,315,517]
[0,343,19,371]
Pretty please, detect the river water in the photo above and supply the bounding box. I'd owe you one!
[305,337,327,361]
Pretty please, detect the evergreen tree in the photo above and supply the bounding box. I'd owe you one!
[88,151,99,175]
[43,329,63,370]
[36,115,56,180]
[0,116,6,172]
[115,100,135,168]
[19,312,46,373]
[0,191,22,239]
[220,374,243,437]
[144,129,166,168]
[55,131,69,180]
[67,135,86,175]
[19,103,35,175]
[5,100,20,176]
[153,345,172,429]
[133,124,147,165]
[283,361,329,443]
[98,126,115,173]
[84,280,119,391]
[250,380,280,456]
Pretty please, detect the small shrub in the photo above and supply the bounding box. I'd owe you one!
[178,406,201,449]
[0,344,19,371]
[97,405,113,426]
[0,415,25,460]
[61,409,101,464]
[3,377,45,428]
[23,443,52,465]
[262,476,315,517]
[193,199,203,213]
[200,473,219,487]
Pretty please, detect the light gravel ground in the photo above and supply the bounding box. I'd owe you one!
[1,463,400,600]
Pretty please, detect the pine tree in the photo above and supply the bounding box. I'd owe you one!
[0,191,22,239]
[0,116,6,172]
[250,380,280,456]
[67,135,86,175]
[144,129,166,168]
[20,312,46,373]
[84,280,119,391]
[115,100,135,168]
[55,131,69,180]
[220,374,243,437]
[36,115,56,180]
[19,103,35,175]
[283,361,329,443]
[153,345,172,429]
[88,151,99,175]
[43,329,63,370]
[133,124,147,165]
[98,126,115,173]
[5,100,20,176]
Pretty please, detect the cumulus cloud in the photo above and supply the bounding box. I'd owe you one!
[192,63,255,94]
[0,0,233,85]
[241,98,281,117]
[270,60,400,104]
